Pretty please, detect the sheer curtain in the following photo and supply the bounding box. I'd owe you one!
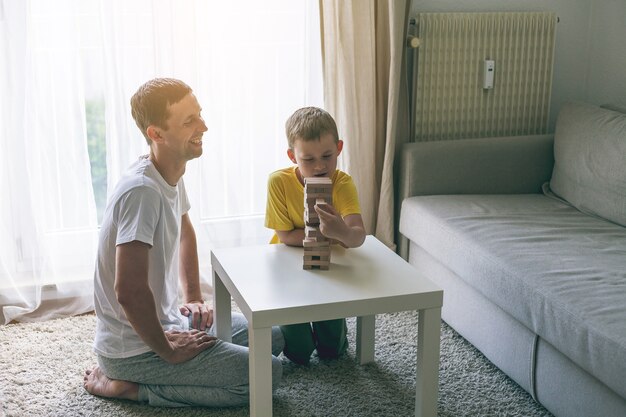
[0,0,99,324]
[319,0,410,248]
[0,0,323,323]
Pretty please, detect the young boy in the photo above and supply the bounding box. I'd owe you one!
[265,106,366,365]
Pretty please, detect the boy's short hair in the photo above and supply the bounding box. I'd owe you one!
[285,107,339,149]
[130,78,192,145]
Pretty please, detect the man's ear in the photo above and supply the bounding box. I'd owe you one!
[287,148,297,164]
[146,125,162,143]
[337,139,344,155]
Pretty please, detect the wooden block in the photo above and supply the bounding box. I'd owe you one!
[303,247,330,255]
[304,176,331,183]
[305,197,331,207]
[306,187,332,195]
[304,209,319,219]
[303,177,333,270]
[303,245,330,252]
[303,253,331,261]
[304,217,319,226]
[304,192,331,199]
[302,259,330,266]
[303,262,330,270]
[303,252,331,259]
[303,239,330,248]
[305,179,331,185]
[304,226,324,239]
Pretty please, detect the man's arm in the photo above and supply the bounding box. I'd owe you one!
[115,240,214,363]
[179,213,201,301]
[178,213,212,330]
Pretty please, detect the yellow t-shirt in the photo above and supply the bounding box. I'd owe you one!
[265,166,361,244]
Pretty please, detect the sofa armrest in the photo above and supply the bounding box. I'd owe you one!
[396,134,554,259]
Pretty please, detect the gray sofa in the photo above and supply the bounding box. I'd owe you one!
[397,101,626,417]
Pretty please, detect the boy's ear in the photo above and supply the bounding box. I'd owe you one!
[337,139,344,155]
[287,148,297,164]
[146,125,163,143]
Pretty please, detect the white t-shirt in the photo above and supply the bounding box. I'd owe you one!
[93,156,191,358]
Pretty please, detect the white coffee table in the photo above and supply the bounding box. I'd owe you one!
[211,235,443,417]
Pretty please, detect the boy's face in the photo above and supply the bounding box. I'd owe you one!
[150,93,207,162]
[287,133,343,182]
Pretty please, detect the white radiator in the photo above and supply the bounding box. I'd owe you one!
[412,12,557,141]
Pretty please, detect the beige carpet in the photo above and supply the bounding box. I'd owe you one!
[0,311,552,417]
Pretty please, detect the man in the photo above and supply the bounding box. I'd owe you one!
[84,78,283,407]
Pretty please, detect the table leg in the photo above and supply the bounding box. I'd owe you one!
[415,307,441,417]
[356,315,376,364]
[249,326,273,417]
[212,269,232,342]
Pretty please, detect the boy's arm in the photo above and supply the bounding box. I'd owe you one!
[276,228,306,246]
[266,172,303,245]
[315,203,366,248]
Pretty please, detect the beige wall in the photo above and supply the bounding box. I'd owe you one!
[410,0,626,130]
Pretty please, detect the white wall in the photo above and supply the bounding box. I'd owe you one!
[585,0,626,106]
[410,0,626,130]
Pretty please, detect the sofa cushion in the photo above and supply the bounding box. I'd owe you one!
[399,194,626,398]
[548,101,626,226]
[601,102,626,114]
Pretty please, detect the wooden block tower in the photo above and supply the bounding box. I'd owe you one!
[303,177,332,270]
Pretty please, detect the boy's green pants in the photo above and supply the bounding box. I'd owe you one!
[280,318,348,365]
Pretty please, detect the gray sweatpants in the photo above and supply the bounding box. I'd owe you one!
[97,313,284,407]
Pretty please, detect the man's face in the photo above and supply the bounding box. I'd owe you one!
[158,93,207,161]
[287,133,343,182]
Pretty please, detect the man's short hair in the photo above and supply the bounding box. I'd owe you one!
[285,107,339,149]
[130,78,192,145]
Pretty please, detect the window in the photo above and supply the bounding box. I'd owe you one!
[0,0,323,322]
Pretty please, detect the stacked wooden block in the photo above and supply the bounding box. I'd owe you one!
[303,177,332,270]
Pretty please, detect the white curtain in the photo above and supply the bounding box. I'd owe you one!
[319,0,410,248]
[0,0,99,324]
[0,0,323,323]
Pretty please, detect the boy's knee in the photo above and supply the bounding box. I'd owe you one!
[271,356,283,390]
[313,319,348,359]
[280,323,316,364]
[271,326,285,356]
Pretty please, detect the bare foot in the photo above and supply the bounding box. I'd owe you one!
[83,367,139,401]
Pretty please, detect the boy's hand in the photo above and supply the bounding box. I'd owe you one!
[315,203,367,248]
[314,202,347,242]
[330,238,348,248]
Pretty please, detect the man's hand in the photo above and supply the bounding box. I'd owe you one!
[179,302,213,331]
[162,329,217,364]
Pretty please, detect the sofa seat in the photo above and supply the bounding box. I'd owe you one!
[400,193,626,399]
